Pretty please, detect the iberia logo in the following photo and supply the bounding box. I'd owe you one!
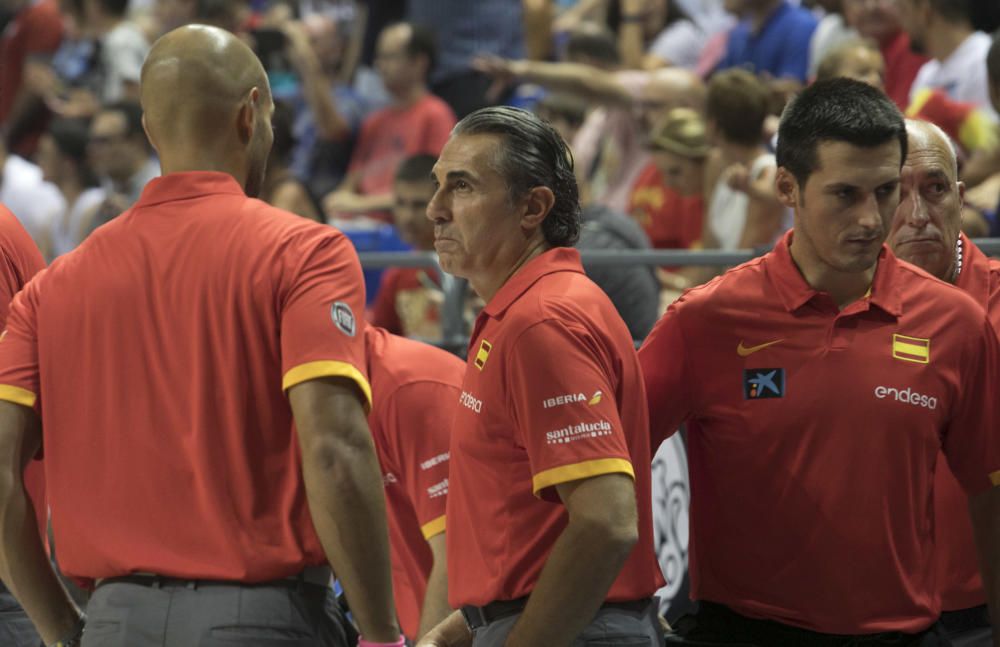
[474,339,492,370]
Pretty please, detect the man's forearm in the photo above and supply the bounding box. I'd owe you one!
[503,516,636,646]
[298,61,352,141]
[517,61,631,106]
[0,473,79,644]
[417,545,451,638]
[302,433,399,642]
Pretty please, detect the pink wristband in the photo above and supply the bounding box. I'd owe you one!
[358,638,405,647]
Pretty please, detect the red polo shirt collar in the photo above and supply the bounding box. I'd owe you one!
[766,230,904,317]
[135,171,245,208]
[955,232,991,306]
[482,247,585,318]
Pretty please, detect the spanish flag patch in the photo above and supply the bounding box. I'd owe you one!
[892,334,930,364]
[474,339,492,370]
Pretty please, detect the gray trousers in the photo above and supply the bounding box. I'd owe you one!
[0,582,40,647]
[472,600,665,647]
[82,580,351,647]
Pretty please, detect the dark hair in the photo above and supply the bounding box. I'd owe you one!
[48,117,98,187]
[395,153,437,183]
[565,24,620,66]
[98,0,128,17]
[988,29,1000,84]
[403,22,437,81]
[929,0,972,24]
[776,77,906,186]
[453,106,581,247]
[706,69,770,147]
[102,100,145,139]
[607,0,691,32]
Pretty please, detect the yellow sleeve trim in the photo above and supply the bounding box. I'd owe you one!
[282,361,372,409]
[421,515,447,539]
[532,458,635,497]
[988,470,1000,487]
[0,385,36,408]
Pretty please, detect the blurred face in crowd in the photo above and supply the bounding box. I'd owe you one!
[375,24,420,96]
[652,149,704,197]
[777,139,902,275]
[393,178,436,250]
[888,124,964,281]
[428,134,526,285]
[833,45,886,90]
[303,14,345,75]
[36,134,65,184]
[89,110,141,183]
[843,0,903,44]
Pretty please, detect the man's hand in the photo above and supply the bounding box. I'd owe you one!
[724,163,751,194]
[415,610,472,647]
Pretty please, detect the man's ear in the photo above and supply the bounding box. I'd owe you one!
[237,87,260,145]
[520,186,556,232]
[774,167,799,209]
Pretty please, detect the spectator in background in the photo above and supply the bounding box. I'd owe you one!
[0,0,63,157]
[716,0,818,84]
[616,0,706,71]
[842,0,926,110]
[808,0,858,78]
[703,69,785,251]
[535,92,660,341]
[284,13,388,199]
[154,0,243,34]
[87,100,159,227]
[35,117,106,258]
[407,0,525,118]
[0,140,64,252]
[902,0,998,121]
[84,0,150,103]
[260,101,321,222]
[322,22,455,223]
[370,154,445,340]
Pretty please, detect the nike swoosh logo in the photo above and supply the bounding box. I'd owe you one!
[737,339,784,357]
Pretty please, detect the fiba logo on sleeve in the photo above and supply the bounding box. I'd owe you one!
[331,302,356,337]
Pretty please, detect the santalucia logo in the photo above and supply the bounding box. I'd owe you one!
[546,420,612,444]
[874,385,938,410]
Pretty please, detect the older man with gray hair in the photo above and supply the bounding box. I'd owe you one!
[887,118,998,647]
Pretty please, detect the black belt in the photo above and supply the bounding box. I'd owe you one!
[95,566,331,594]
[461,596,652,630]
[939,604,990,634]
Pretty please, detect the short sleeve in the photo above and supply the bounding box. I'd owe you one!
[0,280,42,409]
[638,304,692,448]
[942,317,1000,495]
[506,319,635,501]
[280,230,371,407]
[385,380,458,539]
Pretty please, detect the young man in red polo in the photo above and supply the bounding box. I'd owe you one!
[641,78,1000,646]
[417,106,663,647]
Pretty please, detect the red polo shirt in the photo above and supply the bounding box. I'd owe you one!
[881,30,928,111]
[446,248,662,608]
[0,204,46,542]
[365,326,463,639]
[639,231,1000,634]
[0,172,370,585]
[935,233,1000,611]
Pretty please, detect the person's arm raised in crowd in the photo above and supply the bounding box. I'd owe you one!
[0,401,83,645]
[417,533,451,638]
[503,473,639,647]
[322,172,395,218]
[730,163,785,249]
[472,56,633,107]
[284,22,352,142]
[523,0,555,61]
[969,488,1000,647]
[289,377,400,643]
[617,0,647,70]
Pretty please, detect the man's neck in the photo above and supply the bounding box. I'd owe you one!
[789,235,877,310]
[927,21,973,63]
[390,85,427,109]
[471,240,550,303]
[749,0,783,32]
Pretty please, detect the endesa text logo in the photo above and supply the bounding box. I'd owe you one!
[874,385,938,410]
[459,391,482,413]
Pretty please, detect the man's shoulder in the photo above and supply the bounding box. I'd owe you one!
[375,331,466,392]
[894,256,986,320]
[672,254,770,312]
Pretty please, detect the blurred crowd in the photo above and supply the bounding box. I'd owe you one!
[2,0,1000,343]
